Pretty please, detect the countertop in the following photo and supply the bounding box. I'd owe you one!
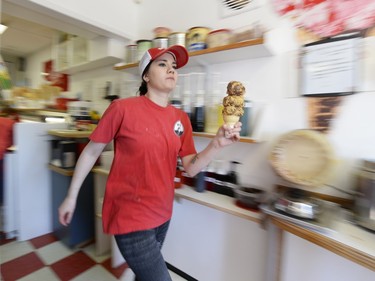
[91,167,374,271]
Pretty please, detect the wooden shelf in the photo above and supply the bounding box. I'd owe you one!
[48,129,92,138]
[193,132,257,143]
[60,56,122,75]
[113,37,271,74]
[48,164,74,176]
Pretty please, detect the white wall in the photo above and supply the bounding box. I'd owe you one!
[137,0,280,39]
[25,46,52,88]
[12,0,140,40]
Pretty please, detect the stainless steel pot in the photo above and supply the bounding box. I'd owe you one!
[354,159,375,231]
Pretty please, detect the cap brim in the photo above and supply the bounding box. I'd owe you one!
[139,45,189,77]
[164,45,189,69]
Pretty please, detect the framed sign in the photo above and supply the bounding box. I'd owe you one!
[301,32,362,96]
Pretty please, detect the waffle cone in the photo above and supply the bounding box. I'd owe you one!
[223,114,240,128]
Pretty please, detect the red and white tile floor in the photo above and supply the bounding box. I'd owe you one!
[0,233,186,281]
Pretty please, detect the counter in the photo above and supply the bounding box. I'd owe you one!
[269,215,375,272]
[91,167,375,278]
[177,186,374,272]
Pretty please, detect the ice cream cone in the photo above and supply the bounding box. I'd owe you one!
[223,114,240,128]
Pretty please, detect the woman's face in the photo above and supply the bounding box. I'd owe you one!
[143,52,178,93]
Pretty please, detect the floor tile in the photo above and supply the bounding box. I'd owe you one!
[118,267,135,281]
[0,240,34,264]
[82,243,111,263]
[70,264,118,281]
[101,257,129,279]
[36,240,75,265]
[1,252,44,281]
[50,251,96,281]
[29,233,58,249]
[17,266,60,281]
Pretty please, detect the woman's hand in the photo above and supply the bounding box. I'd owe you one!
[58,196,77,226]
[215,122,242,147]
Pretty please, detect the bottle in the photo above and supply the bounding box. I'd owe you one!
[240,100,252,136]
[174,158,183,188]
[195,170,206,192]
[192,92,205,132]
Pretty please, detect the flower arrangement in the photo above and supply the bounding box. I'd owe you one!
[272,0,375,38]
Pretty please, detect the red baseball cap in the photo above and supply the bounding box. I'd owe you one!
[139,45,189,77]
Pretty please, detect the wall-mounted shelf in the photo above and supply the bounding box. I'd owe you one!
[113,37,272,75]
[60,56,122,75]
[193,132,257,143]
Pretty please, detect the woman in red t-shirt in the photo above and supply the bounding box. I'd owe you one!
[59,45,242,281]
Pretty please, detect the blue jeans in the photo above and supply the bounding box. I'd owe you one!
[114,220,172,281]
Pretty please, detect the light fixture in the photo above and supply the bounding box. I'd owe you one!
[0,23,7,34]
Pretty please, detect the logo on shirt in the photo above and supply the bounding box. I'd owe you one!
[174,120,184,136]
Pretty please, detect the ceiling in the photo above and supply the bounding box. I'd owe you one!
[1,13,57,58]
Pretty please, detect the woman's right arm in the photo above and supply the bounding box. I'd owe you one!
[58,140,107,226]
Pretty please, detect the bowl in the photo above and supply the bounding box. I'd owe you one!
[234,186,265,209]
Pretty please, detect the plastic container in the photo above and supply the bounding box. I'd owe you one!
[152,37,169,48]
[125,44,138,64]
[168,32,186,47]
[206,29,233,48]
[186,26,211,51]
[136,39,152,61]
[240,100,252,136]
[153,26,171,38]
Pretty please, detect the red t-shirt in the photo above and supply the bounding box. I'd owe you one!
[90,96,196,234]
[0,117,16,160]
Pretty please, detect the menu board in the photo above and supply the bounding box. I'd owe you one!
[301,34,361,96]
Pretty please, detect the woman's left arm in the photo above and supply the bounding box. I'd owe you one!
[181,122,242,177]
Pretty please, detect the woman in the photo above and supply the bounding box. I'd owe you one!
[58,45,242,281]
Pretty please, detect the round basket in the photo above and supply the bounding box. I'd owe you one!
[269,129,335,187]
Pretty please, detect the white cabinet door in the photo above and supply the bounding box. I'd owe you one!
[163,198,268,281]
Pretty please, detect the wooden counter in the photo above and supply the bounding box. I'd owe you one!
[270,216,375,272]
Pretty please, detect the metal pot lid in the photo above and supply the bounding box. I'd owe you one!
[270,129,335,187]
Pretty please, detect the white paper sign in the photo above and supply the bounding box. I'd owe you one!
[301,36,361,96]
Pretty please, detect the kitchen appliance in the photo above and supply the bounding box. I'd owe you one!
[354,159,375,231]
[273,188,321,219]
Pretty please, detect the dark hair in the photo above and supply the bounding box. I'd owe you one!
[139,81,147,96]
[138,62,152,96]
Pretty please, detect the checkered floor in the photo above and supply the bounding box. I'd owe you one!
[0,232,187,281]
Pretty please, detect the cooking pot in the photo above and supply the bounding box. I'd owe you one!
[354,159,375,231]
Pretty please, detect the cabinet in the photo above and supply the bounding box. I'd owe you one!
[51,166,95,248]
[48,130,95,248]
[54,36,124,74]
[54,36,89,71]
